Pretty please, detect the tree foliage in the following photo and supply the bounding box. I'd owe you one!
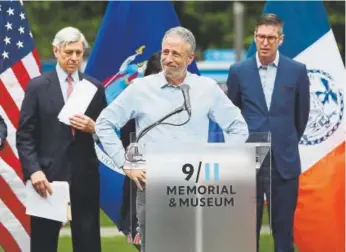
[174,1,345,62]
[24,1,107,58]
[24,1,345,62]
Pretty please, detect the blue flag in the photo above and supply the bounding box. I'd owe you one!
[85,1,200,231]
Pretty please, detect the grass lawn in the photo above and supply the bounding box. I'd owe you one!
[262,205,269,225]
[64,209,114,227]
[59,236,138,252]
[0,232,298,252]
[0,207,272,252]
[57,235,298,252]
[99,209,116,226]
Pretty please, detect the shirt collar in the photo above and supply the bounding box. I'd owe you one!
[157,71,192,89]
[56,63,79,82]
[256,51,279,69]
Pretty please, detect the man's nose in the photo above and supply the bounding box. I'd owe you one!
[70,52,78,61]
[165,53,173,62]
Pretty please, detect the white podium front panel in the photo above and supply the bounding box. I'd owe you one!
[144,144,256,252]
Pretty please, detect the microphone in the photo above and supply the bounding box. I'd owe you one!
[180,84,191,116]
[134,84,191,144]
[126,84,192,163]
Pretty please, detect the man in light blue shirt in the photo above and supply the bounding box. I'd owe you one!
[256,50,279,110]
[96,27,248,173]
[95,26,248,252]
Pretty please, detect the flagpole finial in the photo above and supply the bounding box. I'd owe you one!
[136,46,145,55]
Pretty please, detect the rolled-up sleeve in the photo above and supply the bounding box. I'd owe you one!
[95,82,139,168]
[209,83,249,143]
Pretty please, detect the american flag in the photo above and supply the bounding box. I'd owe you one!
[0,1,41,251]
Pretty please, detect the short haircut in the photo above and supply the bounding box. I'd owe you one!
[162,26,196,53]
[52,27,89,49]
[255,13,283,34]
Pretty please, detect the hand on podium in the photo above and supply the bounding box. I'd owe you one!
[124,168,146,190]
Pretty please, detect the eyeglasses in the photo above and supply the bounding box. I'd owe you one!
[255,34,279,44]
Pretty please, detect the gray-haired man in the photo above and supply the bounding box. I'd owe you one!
[96,26,249,252]
[17,27,106,252]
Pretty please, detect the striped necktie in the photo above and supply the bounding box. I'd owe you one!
[66,75,73,99]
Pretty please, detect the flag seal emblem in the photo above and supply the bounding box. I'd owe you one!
[103,46,147,103]
[300,69,344,145]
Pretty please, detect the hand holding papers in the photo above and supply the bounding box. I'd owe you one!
[25,181,71,223]
[58,79,97,126]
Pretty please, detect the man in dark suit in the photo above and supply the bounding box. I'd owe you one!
[0,115,7,149]
[227,14,310,252]
[16,27,106,252]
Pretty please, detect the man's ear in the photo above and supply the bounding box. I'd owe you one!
[279,34,284,46]
[53,46,59,58]
[187,53,195,65]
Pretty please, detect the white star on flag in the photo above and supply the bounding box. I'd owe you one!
[20,12,25,20]
[5,22,13,30]
[4,37,11,45]
[16,41,24,49]
[6,7,14,15]
[18,26,25,34]
[2,51,9,59]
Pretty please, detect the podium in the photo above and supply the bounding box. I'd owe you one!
[125,133,271,252]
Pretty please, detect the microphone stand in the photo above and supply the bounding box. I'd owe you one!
[125,104,188,163]
[136,105,185,143]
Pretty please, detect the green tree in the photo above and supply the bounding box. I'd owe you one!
[24,1,344,62]
[174,1,345,62]
[324,1,345,63]
[24,1,107,58]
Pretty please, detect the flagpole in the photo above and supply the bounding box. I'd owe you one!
[233,2,245,62]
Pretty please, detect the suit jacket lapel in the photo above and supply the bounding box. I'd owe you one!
[250,57,269,113]
[46,70,65,112]
[269,55,285,112]
[78,71,83,81]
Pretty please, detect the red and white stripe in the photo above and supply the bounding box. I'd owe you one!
[0,50,41,251]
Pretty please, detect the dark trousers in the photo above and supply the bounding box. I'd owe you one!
[30,176,101,252]
[120,176,140,251]
[256,154,299,252]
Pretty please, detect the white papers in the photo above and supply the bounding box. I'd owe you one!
[58,79,97,125]
[25,181,71,223]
